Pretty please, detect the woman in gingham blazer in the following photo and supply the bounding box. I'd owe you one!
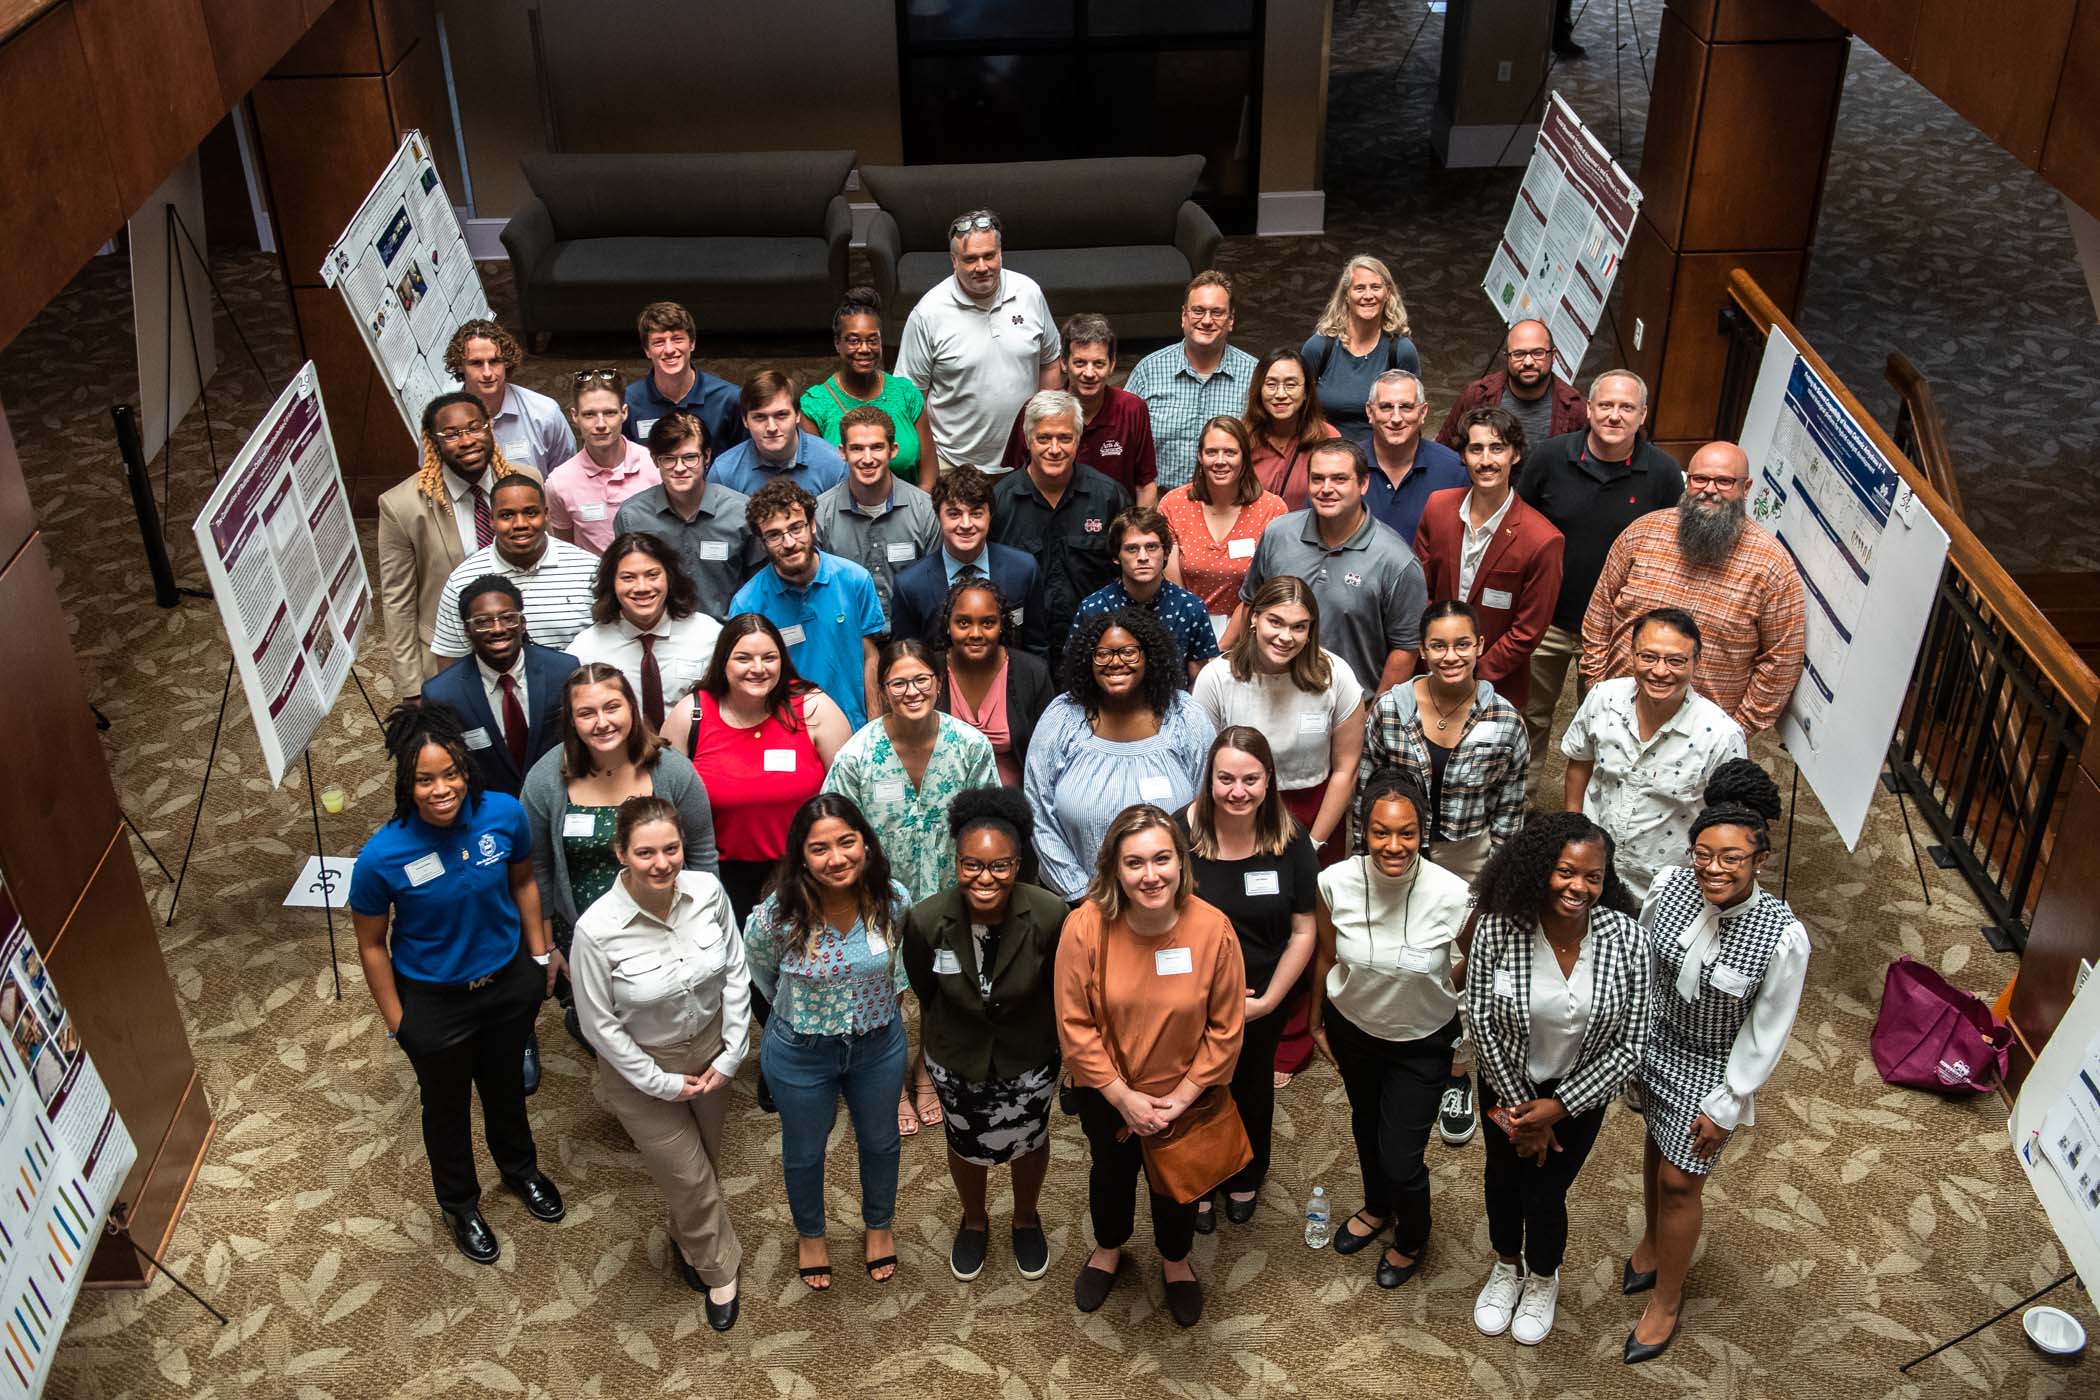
[1463,811,1650,1348]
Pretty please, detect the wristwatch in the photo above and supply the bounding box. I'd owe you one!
[532,952,552,966]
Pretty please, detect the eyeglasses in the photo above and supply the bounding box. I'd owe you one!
[1505,347,1553,363]
[759,520,811,546]
[432,422,490,443]
[572,368,620,386]
[1686,473,1747,492]
[1092,644,1144,665]
[1186,307,1231,323]
[839,334,882,350]
[1690,847,1754,871]
[1633,650,1693,672]
[950,213,999,236]
[654,452,707,470]
[959,857,1019,879]
[1421,637,1477,656]
[465,611,526,634]
[883,674,938,695]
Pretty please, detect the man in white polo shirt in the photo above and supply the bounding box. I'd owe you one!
[895,208,1062,476]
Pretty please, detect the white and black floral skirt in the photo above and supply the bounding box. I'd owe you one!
[923,1055,1059,1167]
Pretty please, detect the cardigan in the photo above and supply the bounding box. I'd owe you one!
[939,648,1055,781]
[520,746,720,929]
[900,883,1069,1082]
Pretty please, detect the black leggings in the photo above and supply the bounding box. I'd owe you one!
[1074,1088,1199,1262]
[1479,1076,1606,1275]
[1326,1010,1461,1256]
[1225,984,1299,1194]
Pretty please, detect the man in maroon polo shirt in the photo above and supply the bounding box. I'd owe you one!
[999,313,1158,507]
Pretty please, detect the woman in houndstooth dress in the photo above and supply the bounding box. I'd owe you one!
[1624,760,1810,1365]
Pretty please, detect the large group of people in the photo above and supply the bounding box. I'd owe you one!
[356,214,1815,1361]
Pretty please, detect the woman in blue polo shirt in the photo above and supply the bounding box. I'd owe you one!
[350,703,566,1268]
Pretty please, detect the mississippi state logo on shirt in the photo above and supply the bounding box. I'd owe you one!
[1345,572,1363,587]
[1099,440,1124,457]
[1012,314,1025,325]
[1084,518,1103,532]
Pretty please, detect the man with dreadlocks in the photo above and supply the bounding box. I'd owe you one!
[377,392,542,699]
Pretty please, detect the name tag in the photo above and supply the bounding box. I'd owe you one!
[763,748,798,772]
[1154,947,1193,976]
[463,726,493,750]
[1227,537,1257,560]
[1481,587,1514,610]
[779,623,807,646]
[404,852,445,886]
[1493,966,1517,999]
[1243,869,1280,897]
[867,929,888,956]
[1298,710,1327,733]
[1397,945,1442,974]
[1710,963,1754,998]
[637,418,658,438]
[885,541,916,564]
[562,812,596,838]
[500,439,529,462]
[1009,607,1024,625]
[874,779,907,803]
[699,540,730,561]
[1137,774,1173,803]
[933,947,962,975]
[578,502,606,522]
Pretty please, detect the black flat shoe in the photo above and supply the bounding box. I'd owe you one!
[1375,1245,1423,1290]
[441,1206,500,1265]
[521,1029,542,1096]
[704,1283,740,1332]
[1164,1275,1203,1328]
[1223,1193,1257,1226]
[506,1172,565,1223]
[1622,1257,1657,1295]
[1073,1257,1122,1313]
[1193,1198,1217,1235]
[672,1241,704,1293]
[1331,1210,1389,1257]
[1624,1316,1680,1364]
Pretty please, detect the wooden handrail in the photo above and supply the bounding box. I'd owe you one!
[0,0,59,46]
[1884,351,1963,517]
[1726,270,2098,723]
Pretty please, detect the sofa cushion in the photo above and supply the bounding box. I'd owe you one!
[862,156,1203,252]
[546,236,833,292]
[896,245,1195,315]
[522,152,855,240]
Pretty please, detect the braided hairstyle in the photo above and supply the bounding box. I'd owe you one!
[1472,810,1639,919]
[934,574,1016,659]
[382,701,485,826]
[416,391,520,510]
[1688,758,1784,854]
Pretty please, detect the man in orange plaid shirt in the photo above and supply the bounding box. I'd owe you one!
[1578,442,1806,736]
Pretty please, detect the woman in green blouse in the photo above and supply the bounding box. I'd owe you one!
[800,286,932,486]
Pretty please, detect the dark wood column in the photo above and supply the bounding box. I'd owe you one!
[1612,0,1849,462]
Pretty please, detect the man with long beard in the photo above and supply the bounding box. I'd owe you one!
[1577,442,1806,735]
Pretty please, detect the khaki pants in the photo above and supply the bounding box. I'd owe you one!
[1430,831,1493,883]
[594,1021,742,1286]
[1523,625,1582,761]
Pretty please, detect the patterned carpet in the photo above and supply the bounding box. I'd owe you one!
[3,2,2095,1395]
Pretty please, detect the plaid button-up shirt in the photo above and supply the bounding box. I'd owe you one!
[1125,341,1259,490]
[1363,679,1530,848]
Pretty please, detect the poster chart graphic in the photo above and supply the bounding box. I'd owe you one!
[191,363,371,787]
[1738,327,1950,850]
[1480,91,1640,384]
[319,131,493,443]
[2013,969,2100,1298]
[0,877,137,1400]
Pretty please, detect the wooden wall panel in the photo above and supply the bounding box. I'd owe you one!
[249,74,397,286]
[1637,11,1703,252]
[291,285,412,507]
[70,0,225,211]
[273,0,384,75]
[0,8,124,349]
[2042,2,2100,220]
[1710,0,1844,42]
[1813,0,1920,67]
[1908,1,2076,166]
[198,0,311,106]
[0,401,32,570]
[383,32,461,198]
[1614,217,1676,404]
[2012,763,2100,1059]
[1682,39,1848,251]
[1651,249,1807,443]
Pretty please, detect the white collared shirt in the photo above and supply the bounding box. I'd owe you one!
[567,610,723,710]
[444,466,499,557]
[1457,487,1516,600]
[570,870,751,1099]
[895,269,1060,471]
[487,382,576,475]
[475,653,527,734]
[1526,925,1596,1082]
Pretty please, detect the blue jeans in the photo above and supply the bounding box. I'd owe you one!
[762,1016,907,1238]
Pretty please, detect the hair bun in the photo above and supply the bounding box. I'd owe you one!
[843,285,883,312]
[1703,758,1782,825]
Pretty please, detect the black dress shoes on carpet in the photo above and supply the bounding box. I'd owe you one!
[704,1286,740,1333]
[1624,1316,1680,1364]
[521,1029,542,1096]
[441,1206,500,1265]
[1622,1256,1657,1295]
[1375,1246,1423,1290]
[1223,1194,1257,1226]
[506,1172,566,1223]
[1164,1275,1203,1328]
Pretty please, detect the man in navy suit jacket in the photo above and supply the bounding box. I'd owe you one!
[888,466,1048,655]
[421,575,581,797]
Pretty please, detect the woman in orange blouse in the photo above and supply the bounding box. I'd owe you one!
[1055,804,1245,1328]
[1243,347,1340,509]
[1161,417,1289,633]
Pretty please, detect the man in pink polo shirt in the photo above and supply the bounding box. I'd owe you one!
[546,369,661,555]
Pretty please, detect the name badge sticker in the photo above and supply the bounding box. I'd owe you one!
[1137,774,1173,803]
[404,852,445,886]
[779,624,807,646]
[867,929,889,956]
[1010,607,1024,625]
[463,726,493,750]
[932,947,962,975]
[763,748,798,773]
[1243,869,1280,897]
[1227,537,1257,560]
[1492,967,1517,999]
[637,418,659,439]
[1299,710,1328,732]
[698,540,731,561]
[886,542,916,563]
[874,779,907,804]
[578,502,607,522]
[1154,947,1194,976]
[1710,964,1754,998]
[500,439,529,462]
[562,812,596,838]
[1481,587,1514,610]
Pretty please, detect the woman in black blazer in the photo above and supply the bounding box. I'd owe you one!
[900,787,1068,1284]
[1463,811,1650,1348]
[935,576,1054,789]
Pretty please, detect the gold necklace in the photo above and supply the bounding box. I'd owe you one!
[1422,681,1469,733]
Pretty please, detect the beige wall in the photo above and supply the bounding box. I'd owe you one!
[1260,0,1332,191]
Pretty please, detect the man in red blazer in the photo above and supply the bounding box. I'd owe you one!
[1412,406,1564,709]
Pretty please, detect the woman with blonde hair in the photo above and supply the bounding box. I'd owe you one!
[1302,254,1422,447]
[1242,347,1340,509]
[1160,417,1288,635]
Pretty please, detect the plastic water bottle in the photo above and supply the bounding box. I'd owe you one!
[1303,1186,1331,1249]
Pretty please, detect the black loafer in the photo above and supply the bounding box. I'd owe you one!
[441,1206,500,1265]
[1622,1257,1657,1295]
[506,1172,565,1223]
[1375,1246,1423,1289]
[1193,1198,1217,1235]
[950,1225,989,1281]
[1164,1275,1203,1328]
[1012,1224,1049,1280]
[1223,1193,1257,1226]
[704,1283,740,1333]
[1624,1316,1680,1364]
[521,1029,542,1097]
[1073,1257,1122,1313]
[1332,1211,1388,1257]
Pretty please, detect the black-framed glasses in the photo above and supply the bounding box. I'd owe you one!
[1092,644,1143,664]
[759,520,811,546]
[1505,347,1553,363]
[959,857,1019,879]
[883,674,938,695]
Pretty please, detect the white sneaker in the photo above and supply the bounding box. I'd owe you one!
[1511,1268,1560,1345]
[1473,1259,1525,1336]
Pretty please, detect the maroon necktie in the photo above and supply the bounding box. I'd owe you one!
[639,634,665,729]
[498,673,528,773]
[471,484,493,549]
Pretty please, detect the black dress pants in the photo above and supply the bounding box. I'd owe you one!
[1074,1088,1199,1262]
[1479,1075,1606,1275]
[1224,984,1299,1194]
[396,946,546,1211]
[1325,1009,1460,1256]
[718,858,775,1021]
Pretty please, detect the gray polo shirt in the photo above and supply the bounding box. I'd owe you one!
[813,477,940,624]
[612,481,765,620]
[1240,507,1427,692]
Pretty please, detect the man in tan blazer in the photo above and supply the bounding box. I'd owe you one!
[377,391,543,698]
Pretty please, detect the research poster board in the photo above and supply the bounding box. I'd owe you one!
[0,876,137,1399]
[191,364,371,787]
[2013,969,2100,1294]
[1739,328,1951,850]
[1481,91,1640,384]
[319,132,492,443]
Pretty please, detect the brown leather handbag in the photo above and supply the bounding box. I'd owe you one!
[1092,932,1252,1205]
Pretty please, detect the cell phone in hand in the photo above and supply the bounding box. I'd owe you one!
[1487,1105,1517,1137]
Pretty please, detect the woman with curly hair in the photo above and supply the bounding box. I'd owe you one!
[1465,812,1650,1347]
[348,703,562,1266]
[742,793,913,1291]
[1624,760,1809,1364]
[1022,607,1217,901]
[799,286,933,485]
[935,575,1055,789]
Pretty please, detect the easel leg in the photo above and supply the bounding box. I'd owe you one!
[1886,767,1934,906]
[1898,1271,2076,1372]
[165,659,236,927]
[303,753,344,1001]
[105,1209,227,1327]
[350,669,386,730]
[1781,762,1800,900]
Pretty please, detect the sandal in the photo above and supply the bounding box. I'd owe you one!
[798,1237,832,1291]
[897,1090,920,1138]
[913,1077,945,1129]
[865,1231,898,1284]
[1273,1071,1294,1089]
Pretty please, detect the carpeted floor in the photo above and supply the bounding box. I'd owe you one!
[4,3,2095,1396]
